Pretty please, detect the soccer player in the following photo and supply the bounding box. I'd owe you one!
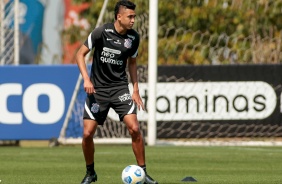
[75,0,158,184]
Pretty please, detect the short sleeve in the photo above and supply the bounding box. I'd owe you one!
[84,25,104,50]
[130,33,140,58]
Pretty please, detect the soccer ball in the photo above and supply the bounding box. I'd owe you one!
[121,165,145,184]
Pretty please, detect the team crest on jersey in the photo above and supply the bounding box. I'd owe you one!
[124,38,132,49]
[91,103,100,113]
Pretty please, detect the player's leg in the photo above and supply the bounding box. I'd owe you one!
[80,92,109,184]
[123,114,145,165]
[112,87,158,184]
[82,119,98,166]
[123,114,158,184]
[81,119,98,184]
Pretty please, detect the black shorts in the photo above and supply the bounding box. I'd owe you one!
[83,87,137,125]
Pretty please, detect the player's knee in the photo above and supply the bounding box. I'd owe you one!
[129,125,141,138]
[83,130,94,141]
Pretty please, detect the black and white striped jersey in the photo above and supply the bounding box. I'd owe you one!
[84,23,140,89]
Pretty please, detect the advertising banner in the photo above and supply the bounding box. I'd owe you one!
[1,65,282,140]
[107,65,282,138]
[109,81,277,121]
[0,65,79,140]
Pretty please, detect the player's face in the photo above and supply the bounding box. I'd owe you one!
[117,7,136,30]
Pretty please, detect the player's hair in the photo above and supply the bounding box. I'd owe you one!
[114,0,136,20]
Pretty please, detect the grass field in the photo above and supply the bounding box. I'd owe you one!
[0,144,282,184]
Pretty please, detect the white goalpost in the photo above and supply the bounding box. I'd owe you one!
[147,0,158,146]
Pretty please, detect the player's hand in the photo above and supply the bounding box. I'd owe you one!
[84,79,96,94]
[132,91,145,111]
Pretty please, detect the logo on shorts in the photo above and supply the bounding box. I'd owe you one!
[118,93,131,102]
[91,103,100,113]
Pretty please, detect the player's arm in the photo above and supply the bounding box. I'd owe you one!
[76,44,96,94]
[128,57,145,111]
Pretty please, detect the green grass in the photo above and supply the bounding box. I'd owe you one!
[0,145,282,184]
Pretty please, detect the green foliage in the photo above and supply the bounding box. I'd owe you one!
[63,0,282,65]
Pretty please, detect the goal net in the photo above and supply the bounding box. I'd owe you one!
[0,0,19,65]
[59,0,282,145]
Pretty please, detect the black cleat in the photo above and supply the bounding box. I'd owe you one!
[144,173,158,184]
[81,171,97,184]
